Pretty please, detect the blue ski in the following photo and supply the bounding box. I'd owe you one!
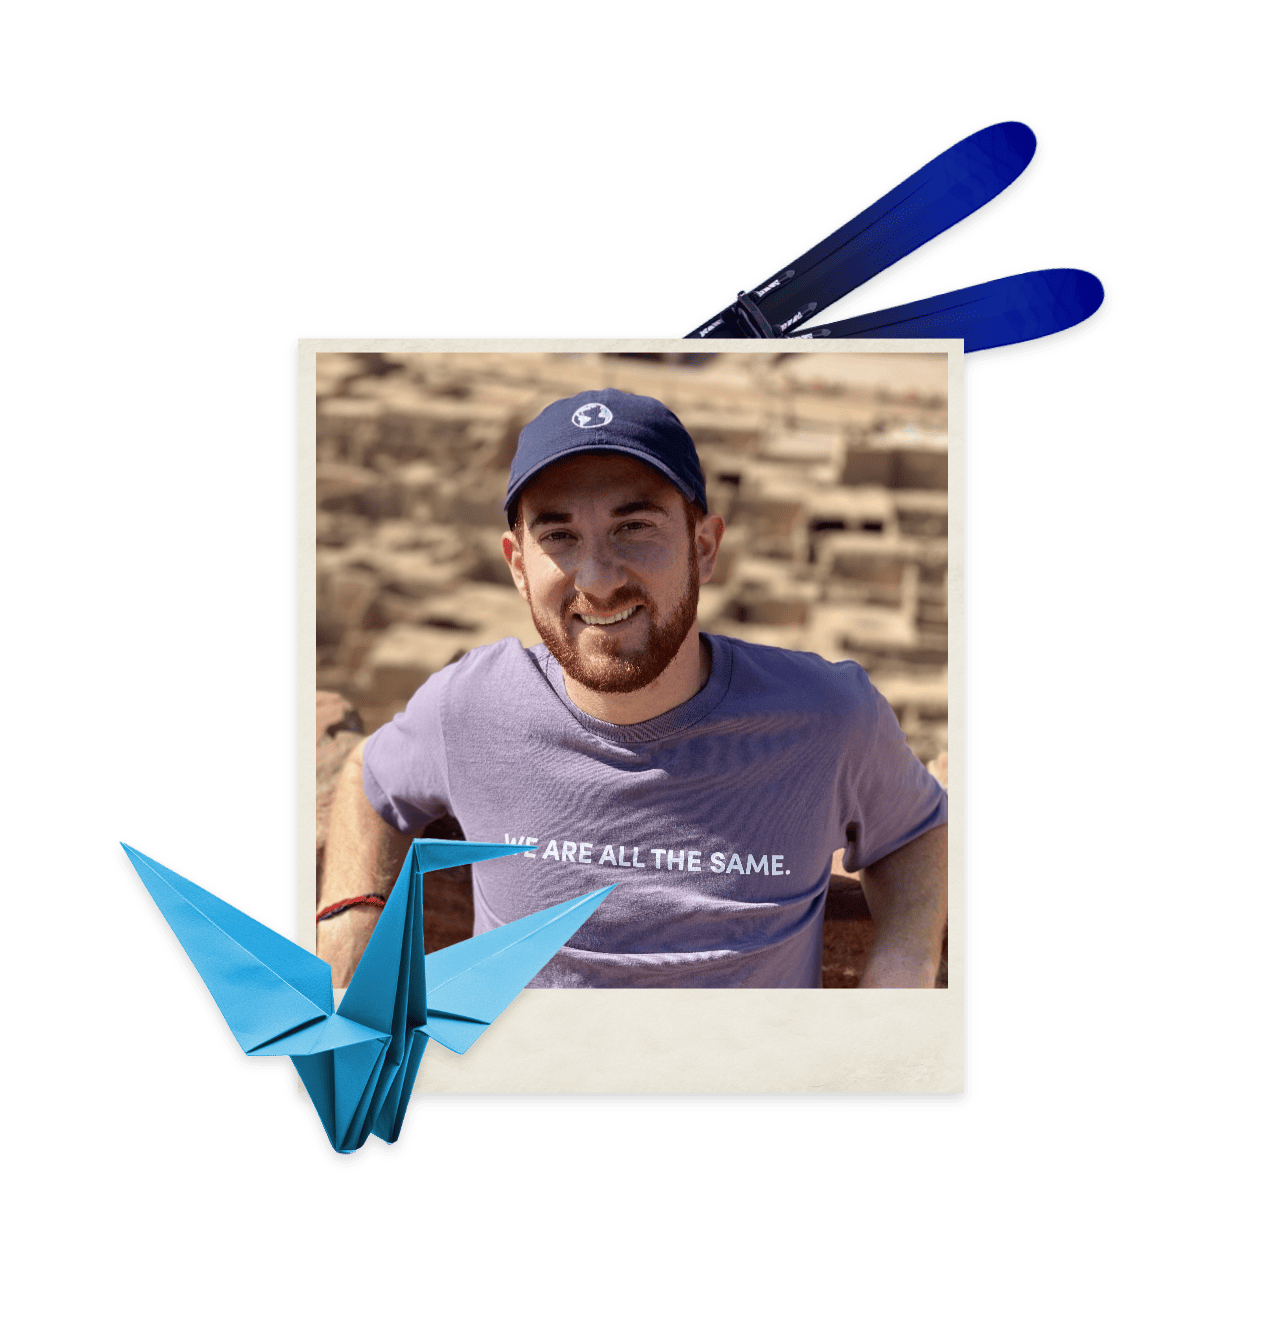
[788,268,1104,352]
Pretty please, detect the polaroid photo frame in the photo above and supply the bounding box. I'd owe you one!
[296,337,966,1102]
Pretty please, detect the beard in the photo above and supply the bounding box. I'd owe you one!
[525,543,701,695]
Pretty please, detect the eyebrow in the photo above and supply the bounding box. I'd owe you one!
[527,499,671,529]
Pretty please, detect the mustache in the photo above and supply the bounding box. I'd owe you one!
[561,587,653,620]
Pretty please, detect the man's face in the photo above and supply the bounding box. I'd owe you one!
[502,453,721,695]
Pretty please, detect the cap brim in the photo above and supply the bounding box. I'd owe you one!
[504,445,703,525]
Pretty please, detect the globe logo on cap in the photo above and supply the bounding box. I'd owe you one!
[571,402,613,429]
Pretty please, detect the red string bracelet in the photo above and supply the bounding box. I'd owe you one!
[316,894,387,922]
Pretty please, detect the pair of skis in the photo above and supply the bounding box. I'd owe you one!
[686,121,1102,352]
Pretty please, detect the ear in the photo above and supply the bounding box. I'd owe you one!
[693,513,725,585]
[501,528,529,601]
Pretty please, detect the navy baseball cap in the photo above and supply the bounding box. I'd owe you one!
[504,388,707,528]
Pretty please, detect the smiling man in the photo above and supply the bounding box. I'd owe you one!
[317,388,947,989]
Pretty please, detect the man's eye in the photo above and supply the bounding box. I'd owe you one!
[540,529,574,544]
[618,520,651,533]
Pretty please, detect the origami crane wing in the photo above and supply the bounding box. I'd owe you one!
[419,881,616,1054]
[122,839,615,1152]
[122,843,332,1051]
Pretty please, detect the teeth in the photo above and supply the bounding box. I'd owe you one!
[577,605,639,626]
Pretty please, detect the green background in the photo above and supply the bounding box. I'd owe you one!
[7,2,1277,1319]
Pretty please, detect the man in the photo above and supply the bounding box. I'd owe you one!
[318,388,947,988]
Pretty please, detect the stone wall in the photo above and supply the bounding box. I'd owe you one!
[314,351,951,987]
[316,350,950,762]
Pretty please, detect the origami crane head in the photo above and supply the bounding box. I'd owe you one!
[123,840,614,1152]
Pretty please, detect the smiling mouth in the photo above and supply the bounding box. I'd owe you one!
[575,604,642,627]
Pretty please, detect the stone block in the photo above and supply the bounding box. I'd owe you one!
[316,462,406,518]
[354,585,540,707]
[356,625,473,707]
[890,448,948,490]
[897,506,949,538]
[727,496,804,558]
[687,422,764,452]
[429,473,510,528]
[317,569,381,645]
[841,443,948,491]
[830,554,904,588]
[840,447,895,487]
[727,597,811,626]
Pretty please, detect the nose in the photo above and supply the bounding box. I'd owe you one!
[573,534,631,603]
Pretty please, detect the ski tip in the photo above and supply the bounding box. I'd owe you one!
[971,116,1039,156]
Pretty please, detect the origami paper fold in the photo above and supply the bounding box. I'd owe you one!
[123,839,614,1151]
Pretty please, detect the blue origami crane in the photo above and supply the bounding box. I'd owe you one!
[122,839,614,1152]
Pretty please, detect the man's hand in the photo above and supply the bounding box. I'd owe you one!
[316,738,417,988]
[858,824,947,988]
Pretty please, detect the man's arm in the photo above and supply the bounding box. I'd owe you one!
[858,823,947,988]
[316,737,417,988]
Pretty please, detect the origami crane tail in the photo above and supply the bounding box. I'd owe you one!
[370,1028,430,1145]
[420,883,618,1054]
[331,837,534,1147]
[270,1016,386,1152]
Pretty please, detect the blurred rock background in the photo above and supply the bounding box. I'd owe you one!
[315,351,950,986]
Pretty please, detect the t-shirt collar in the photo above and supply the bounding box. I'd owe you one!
[538,632,733,744]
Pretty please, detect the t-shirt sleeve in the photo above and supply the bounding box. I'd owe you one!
[361,666,456,835]
[846,669,948,870]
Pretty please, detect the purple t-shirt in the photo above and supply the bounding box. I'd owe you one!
[363,633,946,988]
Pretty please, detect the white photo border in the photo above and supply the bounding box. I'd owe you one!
[298,338,964,1093]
